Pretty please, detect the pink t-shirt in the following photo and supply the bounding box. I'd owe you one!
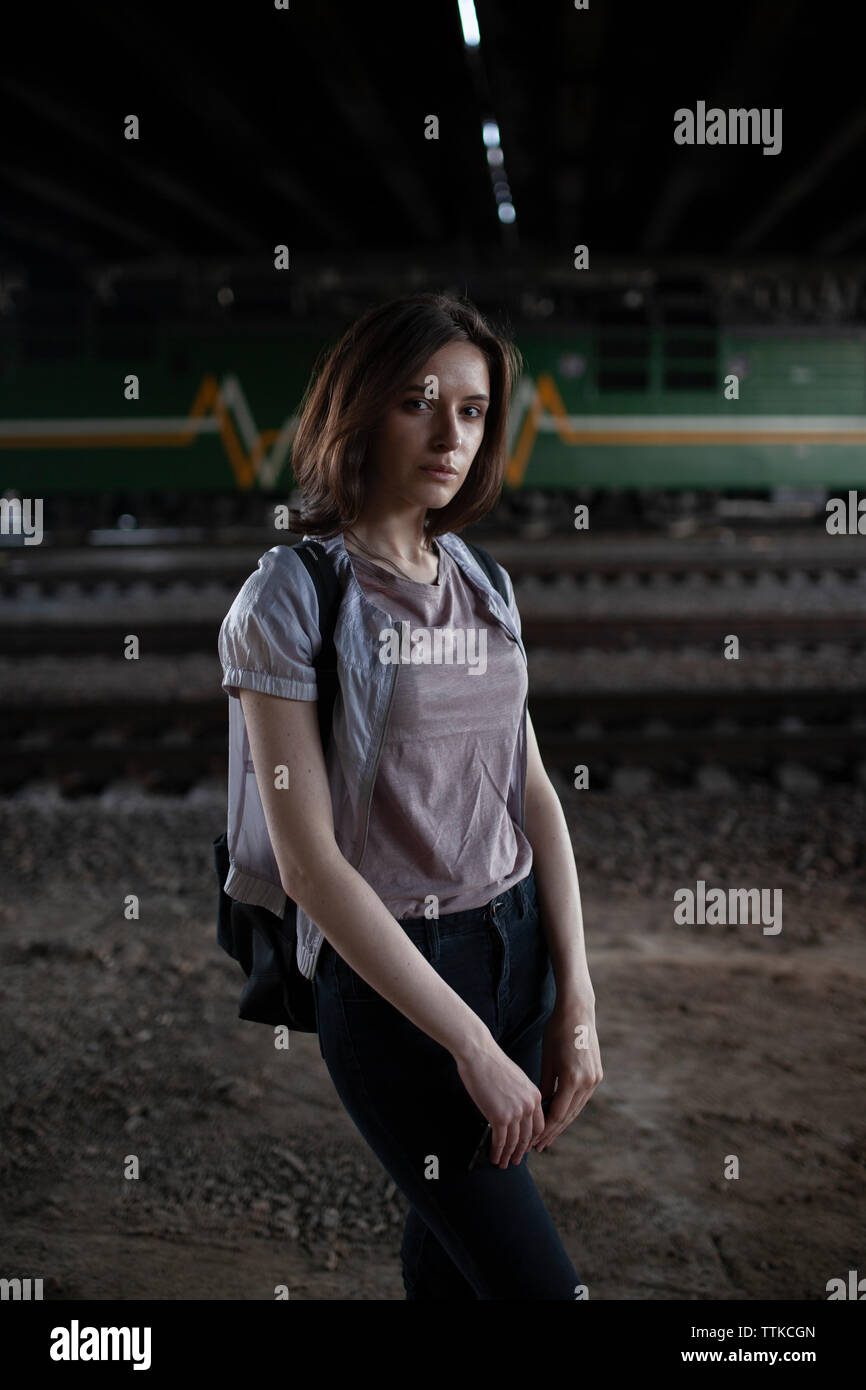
[347,543,533,918]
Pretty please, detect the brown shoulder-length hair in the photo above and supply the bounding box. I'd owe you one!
[286,291,523,539]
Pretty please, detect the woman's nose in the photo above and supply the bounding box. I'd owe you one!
[432,415,461,449]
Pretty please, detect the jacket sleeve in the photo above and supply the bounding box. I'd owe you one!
[218,547,321,701]
[495,561,522,642]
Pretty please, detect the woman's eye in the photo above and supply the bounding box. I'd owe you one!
[406,399,484,418]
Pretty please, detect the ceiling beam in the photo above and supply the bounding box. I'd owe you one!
[0,159,173,252]
[97,2,349,246]
[641,0,810,253]
[732,107,866,252]
[1,76,261,252]
[311,0,446,242]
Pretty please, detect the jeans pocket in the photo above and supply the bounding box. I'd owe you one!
[502,953,556,1060]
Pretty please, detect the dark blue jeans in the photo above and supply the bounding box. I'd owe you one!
[312,868,581,1300]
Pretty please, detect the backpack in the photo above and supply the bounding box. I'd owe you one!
[213,536,510,1031]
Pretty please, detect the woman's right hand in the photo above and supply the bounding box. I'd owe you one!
[455,1034,546,1168]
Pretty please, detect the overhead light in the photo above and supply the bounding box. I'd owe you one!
[497,203,516,224]
[482,121,501,148]
[458,0,481,47]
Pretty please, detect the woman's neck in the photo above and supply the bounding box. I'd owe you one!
[343,524,440,584]
[344,521,434,564]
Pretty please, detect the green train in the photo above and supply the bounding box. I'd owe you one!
[1,326,864,508]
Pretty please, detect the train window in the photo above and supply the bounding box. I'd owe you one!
[597,331,651,358]
[596,322,650,392]
[18,327,81,364]
[663,328,718,390]
[665,334,716,359]
[597,367,650,390]
[662,368,716,390]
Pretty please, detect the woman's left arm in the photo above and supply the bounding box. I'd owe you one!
[523,709,602,1149]
[524,710,593,1005]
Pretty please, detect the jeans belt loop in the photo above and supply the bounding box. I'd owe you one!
[425,916,440,964]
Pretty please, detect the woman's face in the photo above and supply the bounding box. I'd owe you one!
[364,341,490,511]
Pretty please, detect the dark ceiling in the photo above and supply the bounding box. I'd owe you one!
[1,0,864,321]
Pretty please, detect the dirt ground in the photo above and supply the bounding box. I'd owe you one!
[1,787,863,1300]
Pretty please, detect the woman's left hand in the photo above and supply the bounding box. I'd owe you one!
[531,997,602,1152]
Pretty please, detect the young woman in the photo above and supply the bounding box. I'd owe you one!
[219,291,602,1299]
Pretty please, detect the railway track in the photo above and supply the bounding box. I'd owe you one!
[2,611,865,655]
[2,537,866,596]
[3,689,865,794]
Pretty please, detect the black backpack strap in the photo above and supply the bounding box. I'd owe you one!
[290,540,343,750]
[462,540,509,605]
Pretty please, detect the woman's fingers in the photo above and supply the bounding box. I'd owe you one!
[503,1100,544,1167]
[490,1121,513,1167]
[510,1112,533,1167]
[533,1088,571,1149]
[534,1056,604,1150]
[519,1099,545,1164]
[539,1084,594,1147]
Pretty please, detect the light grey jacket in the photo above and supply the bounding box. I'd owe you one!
[217,529,528,980]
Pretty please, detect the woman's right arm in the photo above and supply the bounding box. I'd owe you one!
[239,685,545,1168]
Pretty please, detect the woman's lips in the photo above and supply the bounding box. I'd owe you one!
[420,465,457,478]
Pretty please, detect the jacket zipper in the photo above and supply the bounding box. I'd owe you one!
[353,657,400,869]
[520,689,528,829]
[306,643,399,979]
[480,581,528,832]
